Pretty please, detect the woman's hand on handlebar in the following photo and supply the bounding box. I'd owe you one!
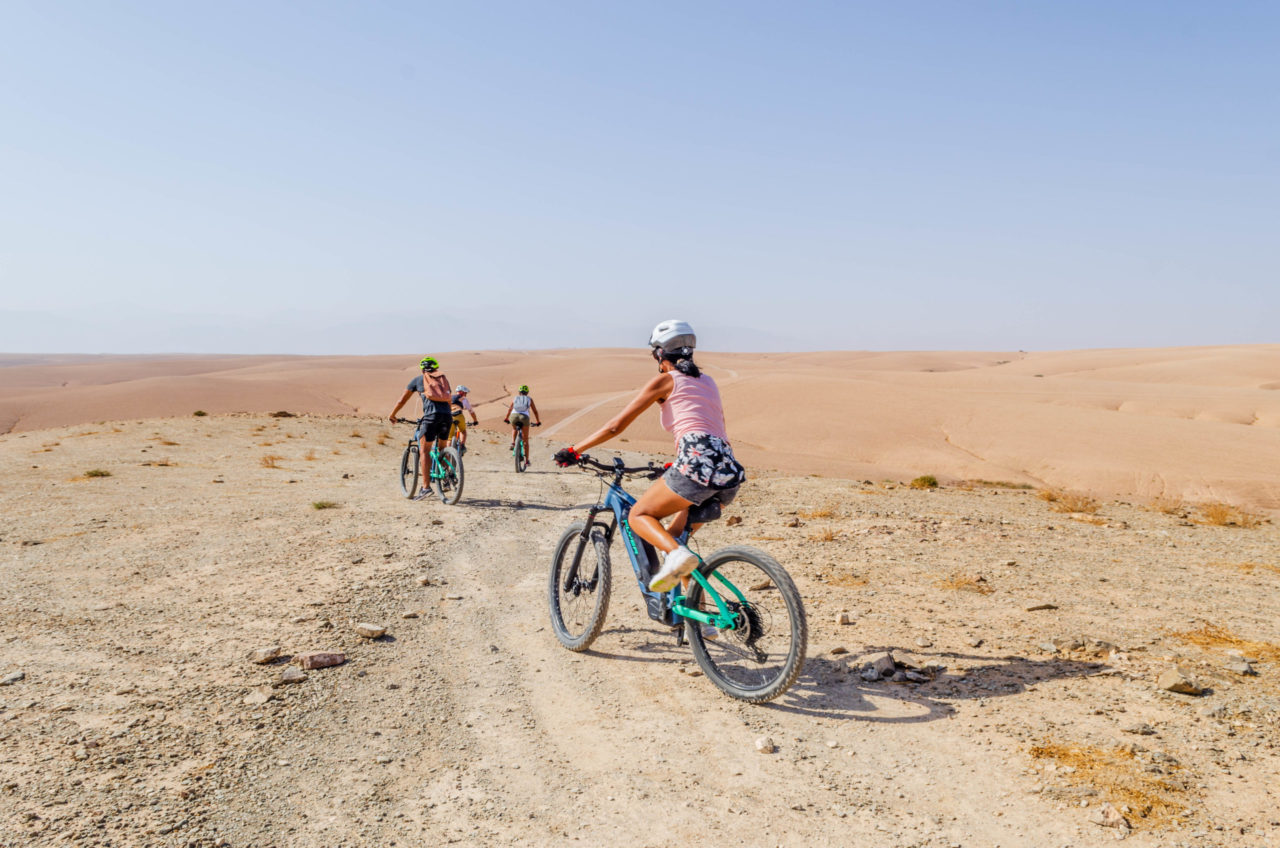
[553,446,581,467]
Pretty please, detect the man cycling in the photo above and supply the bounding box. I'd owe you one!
[503,385,541,459]
[388,356,452,500]
[448,385,480,454]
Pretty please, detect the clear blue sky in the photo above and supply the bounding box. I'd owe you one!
[2,1,1276,353]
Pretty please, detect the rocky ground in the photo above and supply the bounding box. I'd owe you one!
[1,413,1278,847]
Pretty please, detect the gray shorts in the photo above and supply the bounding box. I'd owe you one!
[664,466,739,507]
[509,412,530,428]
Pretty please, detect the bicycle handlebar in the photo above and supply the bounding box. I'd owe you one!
[575,453,664,480]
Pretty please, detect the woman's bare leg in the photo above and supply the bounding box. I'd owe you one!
[629,480,695,554]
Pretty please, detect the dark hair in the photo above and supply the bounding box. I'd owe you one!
[662,346,701,378]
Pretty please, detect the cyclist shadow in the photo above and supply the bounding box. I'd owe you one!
[765,650,1111,723]
[464,498,575,512]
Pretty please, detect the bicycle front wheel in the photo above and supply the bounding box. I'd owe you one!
[399,445,419,498]
[685,546,807,703]
[548,521,612,651]
[437,446,464,505]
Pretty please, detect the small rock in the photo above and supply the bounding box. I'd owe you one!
[914,636,932,648]
[1157,667,1204,696]
[967,637,984,648]
[829,646,849,656]
[351,557,364,564]
[431,519,443,526]
[726,515,742,526]
[1026,603,1058,612]
[755,736,776,754]
[862,651,897,680]
[826,740,839,748]
[375,756,393,764]
[1224,660,1257,676]
[1199,704,1228,719]
[277,667,308,685]
[401,611,420,619]
[249,646,282,665]
[835,610,855,626]
[242,687,275,705]
[1121,723,1156,736]
[750,579,773,590]
[382,552,394,559]
[294,651,345,670]
[1089,802,1131,830]
[353,622,386,639]
[1038,642,1058,653]
[903,670,930,683]
[417,575,434,586]
[1,671,25,686]
[445,594,464,601]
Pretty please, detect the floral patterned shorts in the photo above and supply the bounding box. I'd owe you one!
[664,433,747,505]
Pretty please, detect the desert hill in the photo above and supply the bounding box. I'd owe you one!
[1,345,1277,512]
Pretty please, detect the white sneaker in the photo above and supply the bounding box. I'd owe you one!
[648,546,698,593]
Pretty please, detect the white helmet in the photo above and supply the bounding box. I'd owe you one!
[648,319,696,354]
[456,385,470,393]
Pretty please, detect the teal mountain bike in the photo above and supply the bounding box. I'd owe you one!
[549,454,807,703]
[513,421,540,473]
[398,419,464,505]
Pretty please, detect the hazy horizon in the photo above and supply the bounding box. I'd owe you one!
[4,2,1277,354]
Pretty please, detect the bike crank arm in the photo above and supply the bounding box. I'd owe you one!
[670,570,740,629]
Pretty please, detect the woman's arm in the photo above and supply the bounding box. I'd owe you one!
[530,399,541,425]
[571,373,671,454]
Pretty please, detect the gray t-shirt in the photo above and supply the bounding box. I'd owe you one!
[408,376,449,417]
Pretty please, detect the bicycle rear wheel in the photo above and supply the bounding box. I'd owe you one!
[399,444,419,498]
[684,546,807,703]
[548,521,612,651]
[437,446,464,505]
[514,433,528,472]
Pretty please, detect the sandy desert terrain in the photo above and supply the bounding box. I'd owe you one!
[2,345,1278,517]
[1,406,1278,847]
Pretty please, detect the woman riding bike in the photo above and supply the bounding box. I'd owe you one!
[554,320,745,593]
[504,385,541,460]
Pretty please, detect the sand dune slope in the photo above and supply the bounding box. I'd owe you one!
[1,345,1277,511]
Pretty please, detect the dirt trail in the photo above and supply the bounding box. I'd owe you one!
[2,414,1278,847]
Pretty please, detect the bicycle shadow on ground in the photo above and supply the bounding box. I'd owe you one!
[464,497,574,512]
[764,650,1111,724]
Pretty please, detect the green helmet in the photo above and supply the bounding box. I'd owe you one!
[518,384,529,393]
[419,356,439,372]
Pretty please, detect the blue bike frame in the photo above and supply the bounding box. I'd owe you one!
[583,465,747,632]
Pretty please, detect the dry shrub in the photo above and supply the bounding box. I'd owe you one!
[376,431,390,446]
[155,439,179,446]
[350,430,363,439]
[966,479,1034,490]
[140,458,175,467]
[823,572,868,589]
[1195,502,1265,528]
[809,528,839,542]
[1071,515,1107,526]
[311,501,338,510]
[1028,741,1192,829]
[1039,489,1099,514]
[1149,497,1186,515]
[937,573,994,595]
[83,468,112,478]
[258,441,275,447]
[1207,560,1280,577]
[910,474,938,489]
[260,454,284,469]
[799,503,837,519]
[304,449,318,461]
[42,441,60,448]
[1166,624,1280,663]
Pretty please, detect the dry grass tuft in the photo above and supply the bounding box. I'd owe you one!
[192,410,207,417]
[1071,515,1107,526]
[1195,502,1266,529]
[349,430,363,439]
[1149,497,1186,515]
[809,528,839,542]
[1039,489,1100,514]
[823,572,868,589]
[1028,741,1192,829]
[910,474,939,489]
[311,501,339,510]
[937,573,994,595]
[83,468,112,478]
[376,432,390,446]
[799,503,838,519]
[1207,560,1280,577]
[965,479,1034,490]
[140,458,176,467]
[304,449,318,461]
[260,454,284,469]
[1166,623,1280,663]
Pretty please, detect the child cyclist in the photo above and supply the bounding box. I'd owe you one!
[449,385,480,454]
[504,385,541,459]
[554,320,745,593]
[388,356,452,500]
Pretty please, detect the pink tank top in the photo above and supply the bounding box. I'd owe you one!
[659,372,729,444]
